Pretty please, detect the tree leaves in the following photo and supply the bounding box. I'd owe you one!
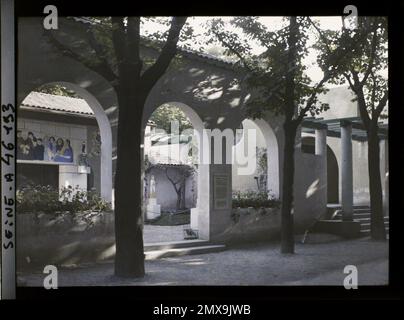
[204,16,337,123]
[315,16,388,123]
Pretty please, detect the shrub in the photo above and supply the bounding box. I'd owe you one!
[232,190,280,209]
[16,184,111,214]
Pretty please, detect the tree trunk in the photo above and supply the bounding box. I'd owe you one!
[280,121,297,253]
[367,124,386,240]
[176,188,182,210]
[180,179,186,209]
[114,86,146,278]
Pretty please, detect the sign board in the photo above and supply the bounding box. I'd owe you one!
[213,174,229,210]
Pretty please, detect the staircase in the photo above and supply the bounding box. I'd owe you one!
[331,205,389,237]
[144,239,226,260]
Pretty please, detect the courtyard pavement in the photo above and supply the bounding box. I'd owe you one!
[19,237,388,286]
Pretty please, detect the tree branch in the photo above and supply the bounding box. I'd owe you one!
[374,91,388,120]
[296,76,328,123]
[211,29,254,73]
[111,17,126,70]
[343,72,356,93]
[141,17,187,93]
[44,30,117,84]
[85,26,118,80]
[370,71,377,112]
[307,17,332,55]
[126,17,142,75]
[165,167,182,193]
[354,84,371,129]
[361,20,379,86]
[284,16,298,120]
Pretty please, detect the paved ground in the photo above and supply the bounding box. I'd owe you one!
[19,237,388,287]
[143,225,185,243]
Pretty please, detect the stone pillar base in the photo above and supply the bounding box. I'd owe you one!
[146,198,161,220]
[190,208,198,229]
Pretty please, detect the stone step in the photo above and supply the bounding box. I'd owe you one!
[335,212,389,219]
[352,208,372,213]
[360,227,389,236]
[354,217,389,222]
[145,244,226,260]
[327,204,370,210]
[359,221,389,229]
[144,239,210,251]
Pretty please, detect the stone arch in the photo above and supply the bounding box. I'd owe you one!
[143,101,211,239]
[20,82,113,202]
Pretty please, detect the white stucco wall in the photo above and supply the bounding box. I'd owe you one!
[293,137,328,231]
[318,86,359,119]
[232,119,267,193]
[327,136,388,206]
[146,167,196,211]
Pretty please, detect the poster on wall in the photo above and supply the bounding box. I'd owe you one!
[17,129,74,163]
[213,174,229,209]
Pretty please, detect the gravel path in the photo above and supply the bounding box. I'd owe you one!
[19,237,388,287]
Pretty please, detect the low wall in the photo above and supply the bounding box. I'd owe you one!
[18,207,286,270]
[293,151,327,232]
[17,211,115,271]
[214,207,281,244]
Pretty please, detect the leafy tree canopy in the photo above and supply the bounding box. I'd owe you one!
[204,17,335,121]
[149,104,192,133]
[314,16,388,122]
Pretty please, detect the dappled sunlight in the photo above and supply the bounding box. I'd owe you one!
[97,244,116,260]
[188,68,205,77]
[229,97,241,108]
[78,80,93,88]
[180,258,207,266]
[216,116,226,124]
[105,105,118,115]
[306,179,320,199]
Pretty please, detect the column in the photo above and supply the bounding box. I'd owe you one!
[315,127,327,156]
[380,139,389,215]
[315,126,328,208]
[340,120,353,221]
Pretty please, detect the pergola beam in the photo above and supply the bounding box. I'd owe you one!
[301,117,388,142]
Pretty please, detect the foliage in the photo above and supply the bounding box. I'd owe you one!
[16,184,111,214]
[314,16,388,122]
[203,17,342,121]
[44,17,198,85]
[147,211,190,226]
[256,147,267,175]
[146,164,196,210]
[89,130,102,157]
[314,17,388,240]
[36,84,79,98]
[232,190,280,209]
[149,104,192,133]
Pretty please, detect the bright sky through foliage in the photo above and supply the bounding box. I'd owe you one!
[142,16,346,83]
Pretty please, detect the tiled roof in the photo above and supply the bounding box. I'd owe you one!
[21,92,161,127]
[21,92,94,116]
